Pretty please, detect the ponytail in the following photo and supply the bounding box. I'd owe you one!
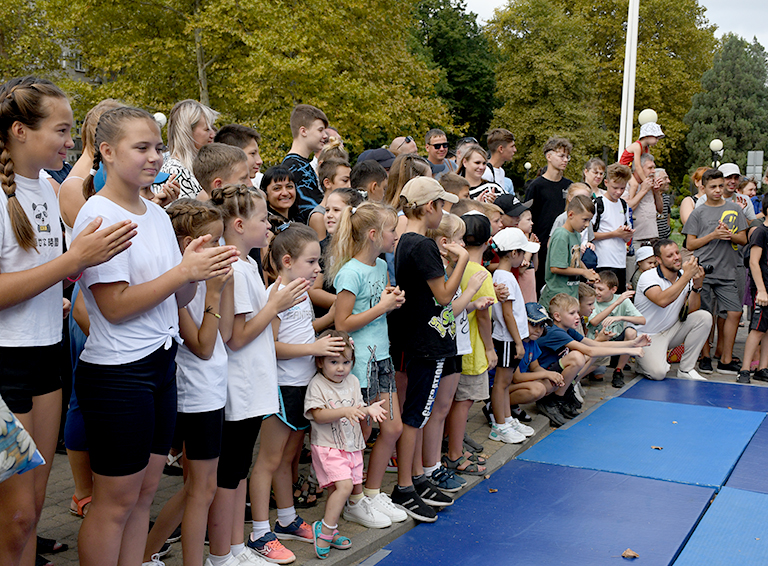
[264,223,318,281]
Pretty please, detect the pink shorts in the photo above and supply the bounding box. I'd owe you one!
[310,445,364,488]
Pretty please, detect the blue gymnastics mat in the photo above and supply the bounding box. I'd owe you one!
[371,460,714,566]
[726,417,768,495]
[622,377,768,412]
[674,487,768,565]
[518,397,765,488]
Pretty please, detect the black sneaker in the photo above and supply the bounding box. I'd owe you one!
[390,486,437,522]
[737,370,751,384]
[564,384,582,410]
[612,369,625,389]
[754,368,768,382]
[413,475,454,507]
[554,396,577,419]
[716,359,740,375]
[699,357,713,374]
[511,404,532,423]
[536,397,567,427]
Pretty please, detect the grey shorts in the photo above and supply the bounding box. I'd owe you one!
[701,280,742,315]
[455,371,490,402]
[361,357,396,405]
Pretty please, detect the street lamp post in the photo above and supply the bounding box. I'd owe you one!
[709,139,724,168]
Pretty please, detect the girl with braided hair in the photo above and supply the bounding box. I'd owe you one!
[72,106,238,566]
[0,76,137,565]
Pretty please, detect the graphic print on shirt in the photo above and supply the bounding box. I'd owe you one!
[32,203,50,232]
[720,209,740,250]
[428,299,456,340]
[327,397,364,451]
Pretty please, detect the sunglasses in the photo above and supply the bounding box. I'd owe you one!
[458,137,478,145]
[429,142,449,149]
[395,136,414,150]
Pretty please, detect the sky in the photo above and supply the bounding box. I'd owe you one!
[465,0,768,50]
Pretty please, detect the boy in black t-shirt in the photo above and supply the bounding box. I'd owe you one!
[282,104,329,223]
[738,195,768,384]
[388,177,465,522]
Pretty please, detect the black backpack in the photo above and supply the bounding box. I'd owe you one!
[593,195,628,232]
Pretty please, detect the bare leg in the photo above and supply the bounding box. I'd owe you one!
[208,484,238,557]
[249,417,291,524]
[395,424,419,488]
[365,392,402,490]
[721,311,742,364]
[740,330,765,372]
[508,381,549,406]
[318,481,353,549]
[491,367,513,425]
[273,431,306,512]
[445,400,484,473]
[144,487,184,560]
[422,374,457,468]
[67,449,93,514]
[180,457,218,565]
[555,351,586,396]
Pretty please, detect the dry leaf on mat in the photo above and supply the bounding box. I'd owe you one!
[622,548,640,559]
[488,488,498,493]
[651,446,663,450]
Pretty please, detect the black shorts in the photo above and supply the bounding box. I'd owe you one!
[392,348,407,373]
[273,385,310,431]
[493,339,521,370]
[76,343,178,477]
[0,344,62,414]
[750,306,768,333]
[217,416,262,489]
[442,355,462,377]
[177,408,224,461]
[402,358,444,429]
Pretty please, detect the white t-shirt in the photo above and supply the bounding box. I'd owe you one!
[482,165,512,193]
[0,174,63,347]
[268,283,316,386]
[175,281,228,413]
[225,257,279,421]
[491,269,529,342]
[634,267,693,335]
[454,286,472,356]
[593,197,630,269]
[74,196,181,364]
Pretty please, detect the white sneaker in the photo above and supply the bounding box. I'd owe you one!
[204,553,240,566]
[368,492,408,523]
[143,554,165,566]
[489,423,525,444]
[506,417,534,437]
[235,548,271,565]
[343,496,392,528]
[677,368,707,381]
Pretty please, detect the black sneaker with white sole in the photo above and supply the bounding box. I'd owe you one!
[536,397,567,427]
[716,359,740,375]
[390,486,437,522]
[413,475,454,507]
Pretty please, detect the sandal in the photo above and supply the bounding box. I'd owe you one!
[69,494,91,518]
[329,530,351,550]
[313,521,331,559]
[37,536,69,554]
[442,454,486,476]
[464,451,486,466]
[293,474,317,508]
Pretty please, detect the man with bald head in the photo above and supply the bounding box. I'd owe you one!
[390,135,418,156]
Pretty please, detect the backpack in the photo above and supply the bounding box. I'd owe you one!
[593,195,628,232]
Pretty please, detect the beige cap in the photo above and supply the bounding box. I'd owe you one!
[401,177,459,206]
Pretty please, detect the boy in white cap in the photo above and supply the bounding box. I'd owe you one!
[629,246,657,291]
[620,121,664,184]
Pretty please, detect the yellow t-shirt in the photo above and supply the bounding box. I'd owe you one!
[460,261,497,375]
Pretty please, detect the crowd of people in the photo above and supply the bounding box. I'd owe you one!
[2,75,767,566]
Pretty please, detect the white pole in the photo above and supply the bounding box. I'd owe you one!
[618,0,640,160]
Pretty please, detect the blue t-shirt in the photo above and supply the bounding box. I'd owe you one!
[536,326,583,370]
[334,258,390,387]
[518,339,541,374]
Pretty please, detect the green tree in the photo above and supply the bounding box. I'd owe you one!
[413,0,497,139]
[0,0,63,81]
[684,34,768,171]
[52,0,454,164]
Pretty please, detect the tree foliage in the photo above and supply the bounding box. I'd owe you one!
[487,0,716,184]
[0,0,63,82]
[684,34,768,172]
[413,0,497,140]
[50,0,454,164]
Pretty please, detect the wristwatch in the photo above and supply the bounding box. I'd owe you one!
[691,287,702,293]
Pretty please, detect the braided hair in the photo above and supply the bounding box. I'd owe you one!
[0,76,68,251]
[166,198,223,246]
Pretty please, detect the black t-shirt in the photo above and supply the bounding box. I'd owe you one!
[748,223,768,293]
[282,153,322,223]
[524,175,571,242]
[388,232,457,359]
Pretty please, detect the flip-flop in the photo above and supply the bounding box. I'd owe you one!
[441,454,486,476]
[37,536,68,554]
[70,494,92,518]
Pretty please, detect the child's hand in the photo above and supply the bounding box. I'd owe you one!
[520,258,530,269]
[342,406,367,422]
[443,242,469,263]
[633,334,652,348]
[313,334,347,356]
[529,233,540,244]
[379,286,402,313]
[617,290,635,303]
[466,270,488,296]
[268,276,310,313]
[181,236,239,282]
[62,298,71,319]
[601,316,619,329]
[597,327,615,341]
[582,268,599,282]
[547,371,565,387]
[494,282,509,302]
[514,340,525,360]
[580,242,596,253]
[206,267,234,295]
[486,348,498,371]
[152,173,180,207]
[631,347,645,358]
[757,290,768,307]
[365,400,388,423]
[714,222,732,240]
[70,217,138,270]
[386,285,406,308]
[472,296,494,312]
[619,225,635,242]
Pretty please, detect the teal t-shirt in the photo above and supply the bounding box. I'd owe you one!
[333,258,390,387]
[587,293,642,338]
[540,226,582,308]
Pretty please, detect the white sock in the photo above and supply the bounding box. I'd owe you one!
[423,464,439,476]
[231,543,245,557]
[208,552,233,566]
[277,506,297,528]
[251,520,271,540]
[505,416,516,425]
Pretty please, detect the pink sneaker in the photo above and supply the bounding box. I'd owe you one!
[246,532,295,564]
[274,516,313,543]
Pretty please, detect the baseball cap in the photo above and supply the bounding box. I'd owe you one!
[493,227,540,253]
[401,177,459,206]
[639,122,664,139]
[495,194,531,218]
[526,302,552,325]
[357,148,396,169]
[635,246,654,262]
[718,163,741,178]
